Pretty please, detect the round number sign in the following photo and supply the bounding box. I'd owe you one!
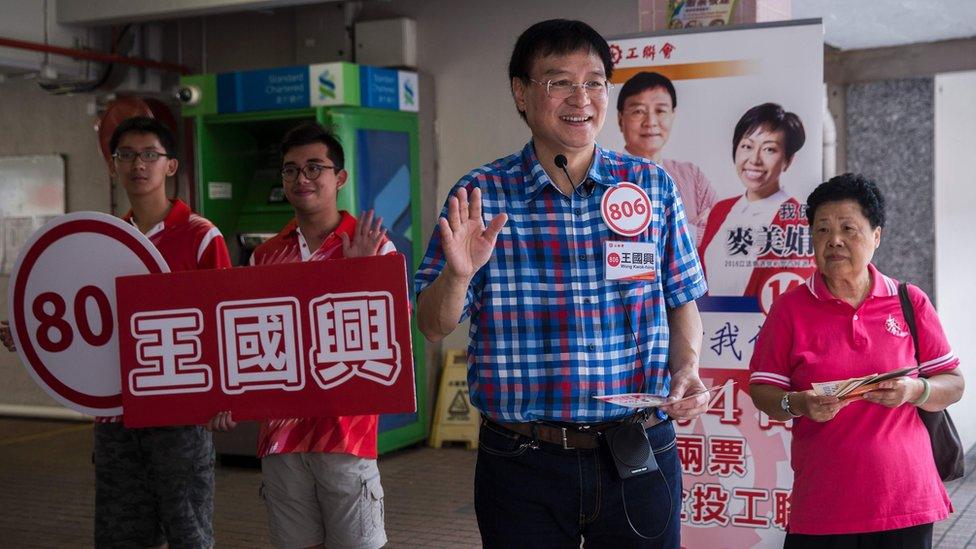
[7,212,168,416]
[759,272,806,316]
[601,182,652,237]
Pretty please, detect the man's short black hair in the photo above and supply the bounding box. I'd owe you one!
[731,102,805,162]
[806,173,886,229]
[508,19,614,119]
[279,121,344,170]
[616,71,676,112]
[109,116,177,158]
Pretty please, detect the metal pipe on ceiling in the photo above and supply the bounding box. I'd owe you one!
[0,35,192,75]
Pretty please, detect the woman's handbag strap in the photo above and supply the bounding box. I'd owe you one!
[897,282,920,364]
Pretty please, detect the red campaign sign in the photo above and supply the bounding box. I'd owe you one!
[115,254,416,428]
[7,212,169,417]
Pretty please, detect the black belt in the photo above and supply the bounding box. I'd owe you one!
[483,413,663,450]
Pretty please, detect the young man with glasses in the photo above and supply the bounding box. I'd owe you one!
[209,121,390,549]
[100,117,232,548]
[0,116,232,547]
[415,19,709,547]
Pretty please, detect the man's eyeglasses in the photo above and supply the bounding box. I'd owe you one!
[530,78,612,100]
[112,150,171,163]
[280,163,340,182]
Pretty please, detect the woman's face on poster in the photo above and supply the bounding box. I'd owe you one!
[618,87,675,159]
[734,126,792,200]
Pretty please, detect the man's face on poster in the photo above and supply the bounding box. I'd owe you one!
[618,87,675,159]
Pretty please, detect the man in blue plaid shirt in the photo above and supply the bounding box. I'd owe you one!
[416,19,709,548]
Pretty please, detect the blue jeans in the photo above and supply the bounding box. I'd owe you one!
[474,419,681,548]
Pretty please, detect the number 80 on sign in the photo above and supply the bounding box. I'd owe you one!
[7,213,169,417]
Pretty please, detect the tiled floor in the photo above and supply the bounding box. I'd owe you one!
[935,451,976,548]
[0,418,478,548]
[1,417,974,548]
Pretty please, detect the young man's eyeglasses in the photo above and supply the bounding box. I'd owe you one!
[530,78,612,100]
[112,150,172,163]
[280,163,340,182]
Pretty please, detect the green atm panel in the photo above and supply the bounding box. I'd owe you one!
[324,107,427,453]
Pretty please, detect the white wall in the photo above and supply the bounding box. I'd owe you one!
[0,1,97,77]
[934,70,976,451]
[0,78,107,410]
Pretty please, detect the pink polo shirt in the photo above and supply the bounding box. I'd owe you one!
[749,263,958,535]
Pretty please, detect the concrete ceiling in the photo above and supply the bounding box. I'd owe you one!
[56,0,332,25]
[792,0,976,50]
[49,1,976,51]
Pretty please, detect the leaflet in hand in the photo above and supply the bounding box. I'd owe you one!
[811,366,919,400]
[594,381,733,409]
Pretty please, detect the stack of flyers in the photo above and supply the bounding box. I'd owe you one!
[593,381,733,409]
[811,366,919,400]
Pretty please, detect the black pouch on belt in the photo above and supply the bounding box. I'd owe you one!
[603,421,659,479]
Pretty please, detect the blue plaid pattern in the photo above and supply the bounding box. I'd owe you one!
[415,142,706,422]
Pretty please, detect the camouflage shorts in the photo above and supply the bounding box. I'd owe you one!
[93,423,215,549]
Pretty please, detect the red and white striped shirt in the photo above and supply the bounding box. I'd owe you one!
[251,211,395,459]
[98,199,231,422]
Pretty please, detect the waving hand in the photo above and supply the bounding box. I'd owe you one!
[438,186,508,279]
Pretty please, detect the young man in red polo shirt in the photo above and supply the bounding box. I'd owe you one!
[2,116,231,548]
[209,121,390,549]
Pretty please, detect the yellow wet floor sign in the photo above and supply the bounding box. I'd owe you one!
[429,349,479,449]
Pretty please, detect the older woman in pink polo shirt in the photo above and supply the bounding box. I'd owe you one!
[749,173,963,549]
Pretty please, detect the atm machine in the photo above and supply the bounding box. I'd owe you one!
[180,62,426,455]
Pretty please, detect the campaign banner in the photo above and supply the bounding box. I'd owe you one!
[6,212,168,417]
[116,254,416,428]
[601,21,824,548]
